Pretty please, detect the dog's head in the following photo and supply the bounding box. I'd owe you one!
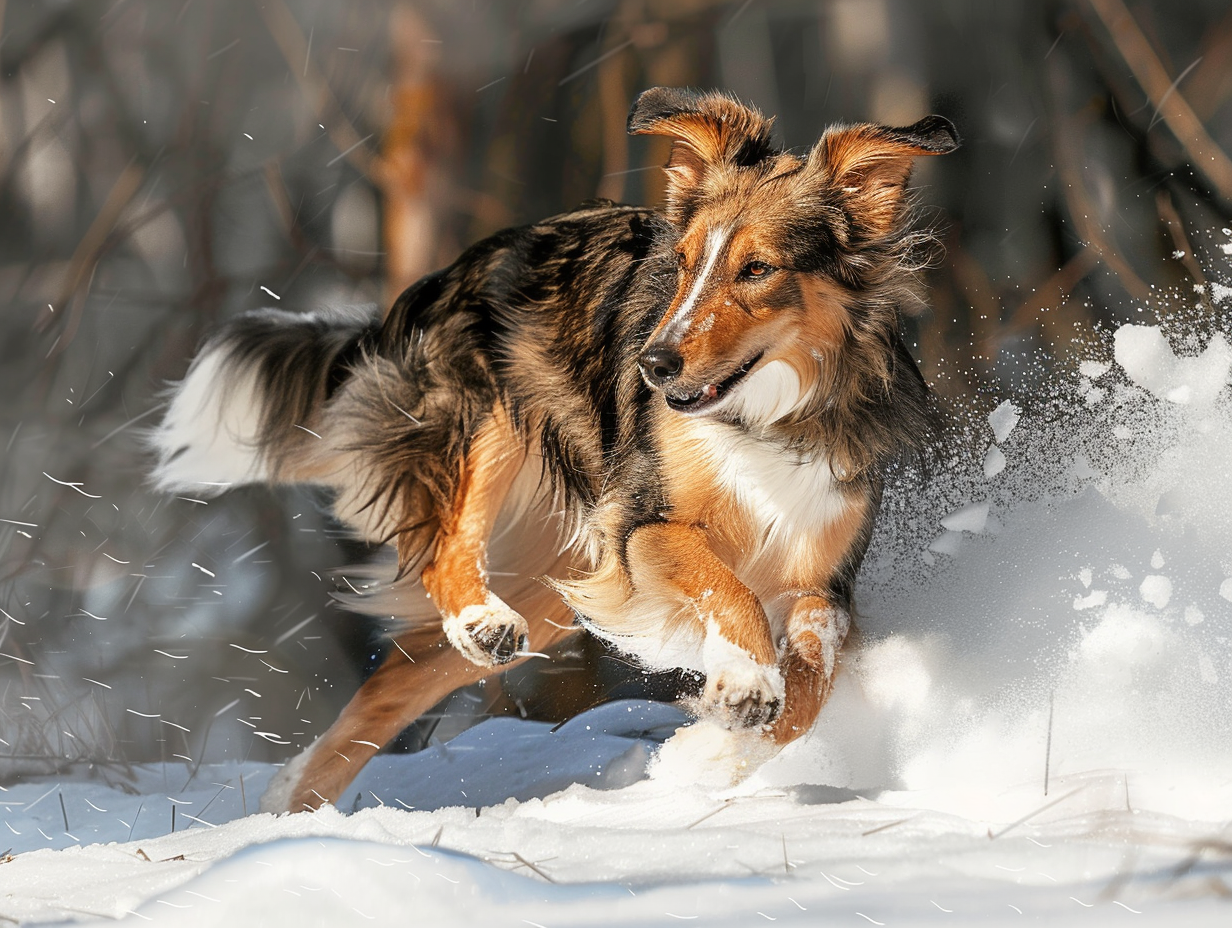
[629,87,957,426]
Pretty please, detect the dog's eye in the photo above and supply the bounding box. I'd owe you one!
[740,260,774,280]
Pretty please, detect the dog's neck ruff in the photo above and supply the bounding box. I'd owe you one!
[725,357,813,428]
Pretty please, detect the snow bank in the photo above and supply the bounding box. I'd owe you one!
[3,702,1229,926]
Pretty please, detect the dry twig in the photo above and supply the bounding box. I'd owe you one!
[1086,0,1232,204]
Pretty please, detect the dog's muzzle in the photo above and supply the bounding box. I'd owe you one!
[638,345,762,415]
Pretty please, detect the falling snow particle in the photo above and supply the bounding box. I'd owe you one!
[940,501,989,534]
[43,472,102,498]
[1078,359,1110,378]
[988,400,1021,443]
[1139,575,1172,609]
[1072,590,1107,611]
[983,445,1006,478]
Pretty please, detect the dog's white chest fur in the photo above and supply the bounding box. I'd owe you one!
[683,417,847,548]
[576,416,848,673]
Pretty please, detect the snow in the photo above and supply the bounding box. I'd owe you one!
[4,702,1231,926]
[987,399,1020,442]
[939,501,989,533]
[981,443,1006,477]
[1138,574,1172,609]
[1113,324,1231,406]
[4,320,1232,925]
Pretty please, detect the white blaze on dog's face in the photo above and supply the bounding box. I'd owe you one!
[629,87,957,426]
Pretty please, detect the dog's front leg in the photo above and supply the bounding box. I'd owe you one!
[767,595,851,744]
[418,406,529,667]
[784,594,850,683]
[625,522,783,728]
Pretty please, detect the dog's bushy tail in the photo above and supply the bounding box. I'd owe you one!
[149,305,378,496]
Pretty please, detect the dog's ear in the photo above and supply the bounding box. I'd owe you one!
[809,115,959,239]
[628,87,776,217]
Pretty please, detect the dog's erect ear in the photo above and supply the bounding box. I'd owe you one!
[628,87,776,216]
[809,115,959,239]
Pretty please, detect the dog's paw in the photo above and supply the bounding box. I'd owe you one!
[700,626,784,729]
[443,597,529,667]
[703,660,785,729]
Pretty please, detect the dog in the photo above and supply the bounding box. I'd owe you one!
[150,87,956,813]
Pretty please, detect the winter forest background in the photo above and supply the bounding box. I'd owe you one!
[2,0,1231,801]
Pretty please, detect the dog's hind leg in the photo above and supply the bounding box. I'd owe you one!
[262,617,577,813]
[418,404,532,667]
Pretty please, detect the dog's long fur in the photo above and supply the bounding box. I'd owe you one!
[151,88,956,813]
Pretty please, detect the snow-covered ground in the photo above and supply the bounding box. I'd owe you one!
[4,314,1232,925]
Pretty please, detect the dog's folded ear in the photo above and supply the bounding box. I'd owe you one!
[628,87,777,218]
[808,115,959,240]
[880,115,961,155]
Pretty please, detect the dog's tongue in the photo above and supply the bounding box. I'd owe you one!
[702,383,718,399]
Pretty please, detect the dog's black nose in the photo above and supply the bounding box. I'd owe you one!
[639,346,684,385]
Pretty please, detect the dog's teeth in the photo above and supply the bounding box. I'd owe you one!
[703,384,718,399]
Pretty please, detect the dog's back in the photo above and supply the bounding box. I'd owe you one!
[151,201,664,569]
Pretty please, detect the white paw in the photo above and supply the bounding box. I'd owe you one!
[443,596,529,667]
[701,623,785,729]
[703,661,785,728]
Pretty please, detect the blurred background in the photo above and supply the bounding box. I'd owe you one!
[2,0,1230,780]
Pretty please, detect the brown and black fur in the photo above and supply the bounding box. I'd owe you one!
[150,87,956,812]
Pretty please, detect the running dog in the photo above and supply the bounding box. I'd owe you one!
[150,87,957,812]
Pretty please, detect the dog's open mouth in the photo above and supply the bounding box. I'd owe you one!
[663,353,762,414]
